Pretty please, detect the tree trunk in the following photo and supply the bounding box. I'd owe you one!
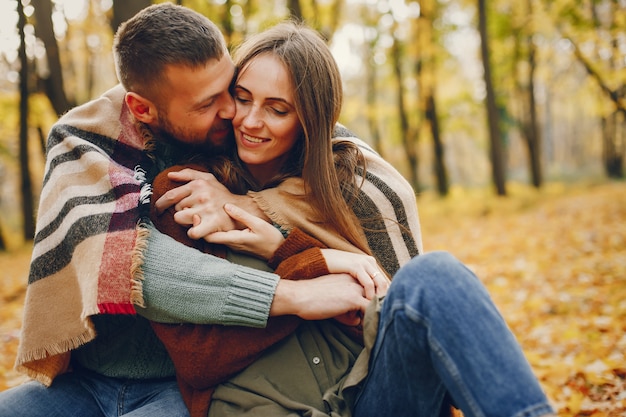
[288,0,303,21]
[111,0,152,34]
[365,44,382,157]
[524,0,542,188]
[426,94,448,196]
[0,220,6,252]
[219,0,235,44]
[602,112,625,178]
[478,0,506,196]
[418,0,448,196]
[359,5,382,156]
[326,0,343,39]
[32,0,74,116]
[391,30,419,192]
[18,0,36,241]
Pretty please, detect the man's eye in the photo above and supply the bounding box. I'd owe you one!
[198,101,214,110]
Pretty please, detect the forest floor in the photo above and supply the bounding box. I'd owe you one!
[1,180,625,416]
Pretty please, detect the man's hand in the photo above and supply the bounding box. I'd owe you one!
[270,274,371,321]
[153,168,268,239]
[204,203,285,260]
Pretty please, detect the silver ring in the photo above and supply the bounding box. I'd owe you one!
[371,271,379,279]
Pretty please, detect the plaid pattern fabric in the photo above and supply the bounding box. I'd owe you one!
[15,85,152,385]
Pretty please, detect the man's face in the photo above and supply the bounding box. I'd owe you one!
[152,54,236,150]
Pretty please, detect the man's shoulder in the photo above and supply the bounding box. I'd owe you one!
[53,84,128,143]
[57,84,127,124]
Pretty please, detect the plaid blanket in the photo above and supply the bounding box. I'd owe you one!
[14,85,152,385]
[14,83,423,387]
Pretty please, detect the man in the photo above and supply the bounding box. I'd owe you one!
[0,4,419,416]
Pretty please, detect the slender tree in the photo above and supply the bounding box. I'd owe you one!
[288,0,303,21]
[18,0,36,240]
[32,0,74,116]
[391,22,420,192]
[417,0,448,196]
[541,0,625,179]
[359,4,382,156]
[513,0,542,188]
[478,0,506,195]
[111,0,151,34]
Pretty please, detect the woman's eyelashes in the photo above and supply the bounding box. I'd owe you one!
[234,94,290,117]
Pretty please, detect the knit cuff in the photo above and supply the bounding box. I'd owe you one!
[138,223,279,328]
[220,267,280,327]
[268,227,324,269]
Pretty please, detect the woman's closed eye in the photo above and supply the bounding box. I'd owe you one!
[271,107,288,116]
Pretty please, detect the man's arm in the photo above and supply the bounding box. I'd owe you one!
[137,223,370,325]
[136,222,280,327]
[269,274,370,319]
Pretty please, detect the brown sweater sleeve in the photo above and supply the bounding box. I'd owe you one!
[148,164,331,417]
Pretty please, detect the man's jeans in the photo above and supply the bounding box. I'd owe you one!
[0,369,189,417]
[354,251,555,417]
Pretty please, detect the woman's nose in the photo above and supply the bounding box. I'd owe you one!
[242,106,263,129]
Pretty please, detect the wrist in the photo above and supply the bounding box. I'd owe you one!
[269,280,298,317]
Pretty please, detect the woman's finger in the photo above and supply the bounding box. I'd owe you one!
[222,203,263,229]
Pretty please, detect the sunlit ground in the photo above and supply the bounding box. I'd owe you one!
[1,180,625,416]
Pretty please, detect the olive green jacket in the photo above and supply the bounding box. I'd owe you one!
[209,297,382,417]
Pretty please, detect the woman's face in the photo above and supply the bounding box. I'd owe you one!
[232,53,303,184]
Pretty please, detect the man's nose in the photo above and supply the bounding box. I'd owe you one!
[219,93,236,120]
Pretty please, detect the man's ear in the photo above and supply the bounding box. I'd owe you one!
[125,92,158,124]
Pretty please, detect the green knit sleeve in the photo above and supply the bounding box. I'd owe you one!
[136,223,279,328]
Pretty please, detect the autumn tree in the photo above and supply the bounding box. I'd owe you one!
[542,0,625,178]
[31,0,74,116]
[415,0,448,196]
[359,4,383,157]
[110,0,152,34]
[510,0,543,188]
[390,20,420,192]
[478,0,506,195]
[18,0,35,241]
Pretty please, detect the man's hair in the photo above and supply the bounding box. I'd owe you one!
[113,3,226,100]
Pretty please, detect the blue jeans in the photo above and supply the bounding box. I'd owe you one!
[0,368,189,417]
[353,252,554,417]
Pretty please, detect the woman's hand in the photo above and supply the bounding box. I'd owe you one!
[153,168,269,239]
[203,203,285,260]
[321,249,389,299]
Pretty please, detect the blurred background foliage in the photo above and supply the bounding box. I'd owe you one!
[0,0,624,248]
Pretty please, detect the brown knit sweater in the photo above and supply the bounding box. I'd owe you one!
[149,164,363,417]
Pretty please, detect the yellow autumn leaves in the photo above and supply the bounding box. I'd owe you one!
[420,181,626,416]
[1,181,625,416]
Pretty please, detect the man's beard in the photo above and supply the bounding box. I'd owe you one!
[155,114,233,156]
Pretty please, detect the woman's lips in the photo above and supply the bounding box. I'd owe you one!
[242,133,266,143]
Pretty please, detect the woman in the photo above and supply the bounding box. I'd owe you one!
[148,22,391,417]
[153,22,555,417]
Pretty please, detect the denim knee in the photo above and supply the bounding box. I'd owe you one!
[388,251,484,309]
